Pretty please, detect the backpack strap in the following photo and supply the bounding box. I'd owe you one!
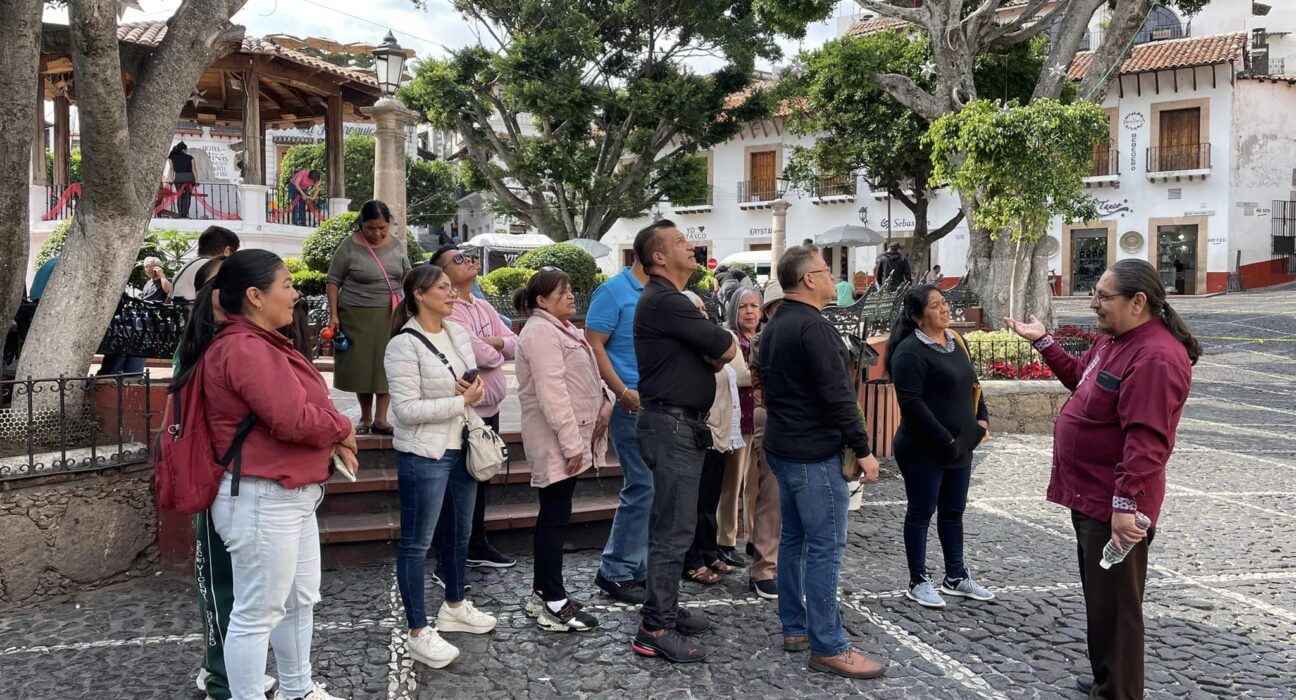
[222,414,259,497]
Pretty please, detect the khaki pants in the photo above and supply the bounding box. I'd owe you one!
[716,408,781,581]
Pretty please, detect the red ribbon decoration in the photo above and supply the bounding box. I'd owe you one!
[41,184,82,221]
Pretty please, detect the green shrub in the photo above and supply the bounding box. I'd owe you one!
[480,266,534,296]
[728,262,758,282]
[687,265,714,294]
[963,329,1041,366]
[34,219,74,271]
[300,211,423,273]
[284,256,306,274]
[592,272,609,289]
[515,243,599,293]
[291,269,328,296]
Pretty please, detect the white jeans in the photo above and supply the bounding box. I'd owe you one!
[210,473,324,700]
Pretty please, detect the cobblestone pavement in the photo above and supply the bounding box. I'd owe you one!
[3,290,1296,699]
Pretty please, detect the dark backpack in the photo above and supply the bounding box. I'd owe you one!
[154,359,257,514]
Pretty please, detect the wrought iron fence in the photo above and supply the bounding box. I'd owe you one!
[0,372,153,481]
[1147,143,1211,173]
[1272,200,1296,277]
[964,328,1097,380]
[824,283,911,340]
[942,281,981,323]
[737,179,788,204]
[811,176,856,199]
[154,182,241,221]
[267,183,330,227]
[9,297,192,365]
[43,184,81,221]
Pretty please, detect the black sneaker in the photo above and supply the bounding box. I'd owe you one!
[430,572,471,593]
[466,542,516,569]
[745,542,755,558]
[537,600,599,633]
[674,607,711,636]
[595,571,647,604]
[631,627,706,663]
[716,546,748,567]
[749,578,778,600]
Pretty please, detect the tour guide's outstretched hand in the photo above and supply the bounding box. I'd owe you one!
[1003,314,1047,342]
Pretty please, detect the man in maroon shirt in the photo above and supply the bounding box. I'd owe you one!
[1006,259,1200,699]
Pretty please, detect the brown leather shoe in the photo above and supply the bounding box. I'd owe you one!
[808,649,886,679]
[783,635,809,652]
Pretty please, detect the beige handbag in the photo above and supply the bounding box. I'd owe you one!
[463,411,507,482]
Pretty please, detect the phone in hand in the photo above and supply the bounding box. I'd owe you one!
[461,369,479,383]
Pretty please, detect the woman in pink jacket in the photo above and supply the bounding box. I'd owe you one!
[513,269,613,633]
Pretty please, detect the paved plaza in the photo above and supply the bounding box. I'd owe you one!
[2,289,1295,699]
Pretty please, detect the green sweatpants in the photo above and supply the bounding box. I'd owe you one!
[196,510,235,700]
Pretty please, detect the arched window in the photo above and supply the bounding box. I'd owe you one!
[1134,7,1184,44]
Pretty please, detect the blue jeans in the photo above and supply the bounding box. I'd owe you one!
[396,449,475,630]
[598,406,653,583]
[765,451,851,658]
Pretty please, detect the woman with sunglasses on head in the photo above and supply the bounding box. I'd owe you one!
[885,284,993,609]
[326,200,412,436]
[513,268,612,632]
[385,264,497,671]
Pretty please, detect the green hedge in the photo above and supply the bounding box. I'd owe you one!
[479,266,534,296]
[687,265,714,295]
[284,256,307,274]
[291,269,328,296]
[515,243,600,293]
[300,211,424,274]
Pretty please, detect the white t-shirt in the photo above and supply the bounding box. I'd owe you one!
[421,327,468,450]
[169,256,207,301]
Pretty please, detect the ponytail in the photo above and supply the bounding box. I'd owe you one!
[171,280,221,392]
[884,284,941,378]
[391,264,447,337]
[1161,303,1202,366]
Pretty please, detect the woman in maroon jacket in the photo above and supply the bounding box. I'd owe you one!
[172,250,357,700]
[1006,259,1199,700]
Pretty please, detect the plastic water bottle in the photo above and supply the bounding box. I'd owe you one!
[1099,512,1152,569]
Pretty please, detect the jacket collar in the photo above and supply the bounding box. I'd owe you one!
[530,309,583,340]
[221,313,294,350]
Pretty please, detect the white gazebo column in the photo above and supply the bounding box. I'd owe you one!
[771,199,791,268]
[361,97,419,237]
[238,184,269,224]
[29,184,46,228]
[328,197,351,217]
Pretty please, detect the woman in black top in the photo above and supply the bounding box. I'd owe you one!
[885,284,994,609]
[168,142,197,218]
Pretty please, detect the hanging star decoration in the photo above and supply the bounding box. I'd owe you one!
[1048,65,1068,79]
[187,89,207,108]
[919,61,937,79]
[116,0,142,19]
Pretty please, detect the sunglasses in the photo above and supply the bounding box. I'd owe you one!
[450,253,478,265]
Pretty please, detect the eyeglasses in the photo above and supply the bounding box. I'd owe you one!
[803,268,831,280]
[1092,291,1126,303]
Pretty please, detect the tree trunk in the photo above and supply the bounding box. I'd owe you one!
[17,0,245,408]
[962,194,1055,329]
[0,0,42,368]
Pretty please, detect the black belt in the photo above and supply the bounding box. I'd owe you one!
[642,401,709,423]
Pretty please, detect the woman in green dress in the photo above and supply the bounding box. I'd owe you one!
[326,200,413,434]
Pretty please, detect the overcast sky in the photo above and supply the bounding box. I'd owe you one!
[44,0,850,73]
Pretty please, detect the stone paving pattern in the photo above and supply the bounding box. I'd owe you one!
[2,290,1295,699]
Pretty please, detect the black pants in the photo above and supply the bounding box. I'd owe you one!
[1072,510,1155,700]
[898,460,971,587]
[533,476,578,601]
[684,449,726,571]
[434,414,496,568]
[638,407,708,631]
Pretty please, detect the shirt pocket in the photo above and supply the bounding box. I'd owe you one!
[1079,382,1120,422]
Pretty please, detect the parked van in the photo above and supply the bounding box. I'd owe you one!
[720,251,774,285]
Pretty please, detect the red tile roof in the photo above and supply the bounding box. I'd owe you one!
[116,21,378,87]
[845,16,909,37]
[1067,32,1247,80]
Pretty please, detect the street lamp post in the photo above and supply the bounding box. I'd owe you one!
[362,31,419,237]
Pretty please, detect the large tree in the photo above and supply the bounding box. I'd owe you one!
[850,0,1211,324]
[401,0,835,241]
[17,0,247,394]
[781,31,1058,274]
[0,0,44,367]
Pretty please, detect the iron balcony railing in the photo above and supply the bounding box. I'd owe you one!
[811,175,857,199]
[1134,21,1185,45]
[1089,148,1120,177]
[671,186,714,209]
[268,183,330,227]
[155,182,241,221]
[1146,143,1211,173]
[737,178,788,204]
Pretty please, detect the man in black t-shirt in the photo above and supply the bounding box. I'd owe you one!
[629,220,736,664]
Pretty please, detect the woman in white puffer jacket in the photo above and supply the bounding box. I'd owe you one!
[383,263,496,671]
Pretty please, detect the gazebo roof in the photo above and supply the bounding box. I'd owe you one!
[40,22,385,129]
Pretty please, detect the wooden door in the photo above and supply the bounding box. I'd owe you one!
[1158,108,1200,171]
[750,151,776,200]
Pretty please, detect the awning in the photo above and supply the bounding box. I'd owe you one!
[815,225,887,248]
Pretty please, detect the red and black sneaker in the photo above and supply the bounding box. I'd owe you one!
[631,627,707,663]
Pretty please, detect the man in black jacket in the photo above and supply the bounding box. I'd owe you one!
[629,220,737,664]
[760,244,887,680]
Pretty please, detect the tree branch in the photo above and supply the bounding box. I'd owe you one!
[872,72,947,123]
[1077,0,1154,101]
[853,0,928,25]
[977,0,1055,47]
[931,209,966,238]
[1031,0,1104,99]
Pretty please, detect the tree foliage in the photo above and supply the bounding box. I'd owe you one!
[400,0,835,241]
[926,98,1110,241]
[35,221,196,288]
[45,147,84,184]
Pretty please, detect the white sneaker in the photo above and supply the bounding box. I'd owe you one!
[436,600,497,634]
[197,668,277,694]
[272,682,346,700]
[407,628,460,669]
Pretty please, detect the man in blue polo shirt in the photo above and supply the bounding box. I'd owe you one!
[587,252,652,604]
